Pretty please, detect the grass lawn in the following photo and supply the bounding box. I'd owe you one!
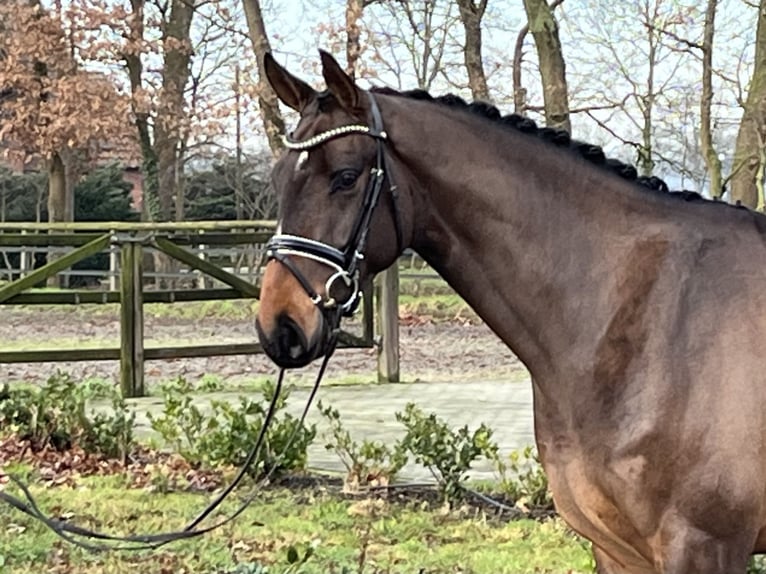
[0,473,596,574]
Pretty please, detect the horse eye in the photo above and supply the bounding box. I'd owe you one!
[331,169,360,194]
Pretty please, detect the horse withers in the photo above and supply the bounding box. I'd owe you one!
[256,50,766,574]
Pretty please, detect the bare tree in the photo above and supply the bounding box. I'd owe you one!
[700,0,724,197]
[154,0,195,222]
[564,0,697,176]
[456,0,490,101]
[365,0,461,90]
[513,0,565,117]
[119,0,197,222]
[242,0,285,157]
[521,0,570,131]
[730,0,766,207]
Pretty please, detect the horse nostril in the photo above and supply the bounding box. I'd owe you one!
[277,315,308,360]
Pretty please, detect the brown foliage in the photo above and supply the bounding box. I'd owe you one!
[0,434,226,492]
[0,3,132,165]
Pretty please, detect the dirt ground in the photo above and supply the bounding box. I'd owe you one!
[0,306,524,387]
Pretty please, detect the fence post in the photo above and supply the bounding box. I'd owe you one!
[376,263,400,383]
[198,230,209,289]
[119,239,145,397]
[20,229,31,277]
[109,228,118,291]
[362,281,374,346]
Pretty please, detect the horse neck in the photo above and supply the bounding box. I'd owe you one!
[386,99,682,381]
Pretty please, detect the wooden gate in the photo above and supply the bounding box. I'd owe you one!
[0,221,396,396]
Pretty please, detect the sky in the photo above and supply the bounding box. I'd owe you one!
[259,0,757,193]
[50,0,761,193]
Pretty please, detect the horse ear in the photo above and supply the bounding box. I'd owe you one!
[263,52,316,113]
[319,49,364,112]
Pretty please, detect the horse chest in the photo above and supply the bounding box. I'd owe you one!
[542,448,658,569]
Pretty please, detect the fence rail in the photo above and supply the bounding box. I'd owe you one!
[0,221,400,395]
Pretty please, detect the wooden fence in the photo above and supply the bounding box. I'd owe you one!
[0,221,400,396]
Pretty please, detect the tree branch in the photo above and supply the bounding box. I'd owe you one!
[585,109,639,150]
[642,21,703,52]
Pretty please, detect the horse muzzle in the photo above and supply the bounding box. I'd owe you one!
[255,310,333,369]
[255,258,342,369]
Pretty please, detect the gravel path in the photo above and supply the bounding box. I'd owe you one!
[0,307,524,387]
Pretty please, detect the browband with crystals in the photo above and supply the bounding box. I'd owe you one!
[283,124,387,150]
[268,91,399,319]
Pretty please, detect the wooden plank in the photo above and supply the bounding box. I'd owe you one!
[0,348,121,363]
[0,334,369,364]
[4,291,120,304]
[0,220,277,232]
[0,234,110,303]
[143,343,263,360]
[336,330,374,349]
[0,233,105,247]
[0,344,263,363]
[376,265,400,383]
[19,230,31,277]
[165,232,273,245]
[109,229,118,291]
[132,242,145,397]
[197,231,210,289]
[120,242,137,398]
[144,288,257,303]
[153,237,260,297]
[361,281,375,345]
[2,288,259,305]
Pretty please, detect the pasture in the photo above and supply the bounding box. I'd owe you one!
[0,471,595,574]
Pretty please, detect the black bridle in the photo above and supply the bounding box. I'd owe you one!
[266,91,403,321]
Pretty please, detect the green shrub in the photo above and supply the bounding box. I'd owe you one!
[494,445,554,513]
[148,377,315,477]
[395,402,498,504]
[0,373,134,459]
[318,401,408,490]
[224,543,315,574]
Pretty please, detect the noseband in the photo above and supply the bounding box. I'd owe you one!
[266,91,403,319]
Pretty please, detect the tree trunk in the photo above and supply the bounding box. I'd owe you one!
[126,0,158,221]
[513,24,528,115]
[61,147,83,221]
[235,66,245,220]
[700,0,723,198]
[345,0,365,78]
[0,180,5,223]
[456,0,490,102]
[153,0,193,222]
[47,152,66,287]
[175,140,186,221]
[242,0,285,157]
[47,152,65,225]
[638,36,656,177]
[731,0,766,207]
[522,0,570,132]
[153,127,179,221]
[757,131,766,211]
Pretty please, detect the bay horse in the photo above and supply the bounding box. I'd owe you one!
[255,50,766,574]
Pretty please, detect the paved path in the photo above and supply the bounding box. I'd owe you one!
[129,378,536,482]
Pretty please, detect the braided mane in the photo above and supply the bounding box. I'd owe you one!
[370,86,747,212]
